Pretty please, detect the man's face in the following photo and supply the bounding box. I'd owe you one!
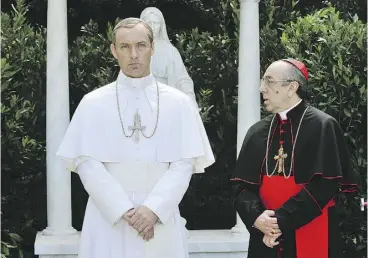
[111,23,154,78]
[259,61,295,113]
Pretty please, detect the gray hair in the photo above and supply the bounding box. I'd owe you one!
[112,18,154,44]
[282,63,309,99]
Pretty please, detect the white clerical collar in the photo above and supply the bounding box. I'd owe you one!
[116,71,158,113]
[278,99,302,120]
[118,71,155,89]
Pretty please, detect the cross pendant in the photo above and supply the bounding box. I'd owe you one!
[128,111,146,143]
[274,145,288,174]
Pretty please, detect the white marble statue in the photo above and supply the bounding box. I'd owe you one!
[140,7,198,107]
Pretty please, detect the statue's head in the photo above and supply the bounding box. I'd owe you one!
[140,7,170,42]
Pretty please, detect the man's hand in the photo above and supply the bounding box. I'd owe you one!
[123,208,155,241]
[263,233,282,248]
[129,205,158,234]
[140,226,155,241]
[253,210,280,236]
[122,208,136,223]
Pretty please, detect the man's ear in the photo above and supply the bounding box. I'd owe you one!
[151,41,154,56]
[288,81,299,97]
[111,43,117,59]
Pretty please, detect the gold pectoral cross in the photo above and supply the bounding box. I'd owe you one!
[274,145,288,174]
[128,111,146,143]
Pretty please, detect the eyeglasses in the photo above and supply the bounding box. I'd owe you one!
[260,77,295,87]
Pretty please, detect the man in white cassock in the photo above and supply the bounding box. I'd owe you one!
[57,17,214,258]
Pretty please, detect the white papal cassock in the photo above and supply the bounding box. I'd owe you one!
[57,71,214,258]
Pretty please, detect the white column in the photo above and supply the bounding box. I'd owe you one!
[231,0,261,234]
[42,0,76,236]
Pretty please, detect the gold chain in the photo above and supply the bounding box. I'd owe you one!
[115,79,160,139]
[265,106,309,178]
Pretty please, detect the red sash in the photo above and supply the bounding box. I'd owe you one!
[259,176,333,258]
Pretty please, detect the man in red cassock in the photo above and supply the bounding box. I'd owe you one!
[231,59,359,258]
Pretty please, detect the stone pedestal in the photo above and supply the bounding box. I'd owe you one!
[35,230,248,258]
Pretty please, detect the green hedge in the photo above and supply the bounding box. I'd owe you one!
[280,7,367,256]
[1,1,47,257]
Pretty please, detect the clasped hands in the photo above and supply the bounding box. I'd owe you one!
[253,210,282,248]
[123,205,158,241]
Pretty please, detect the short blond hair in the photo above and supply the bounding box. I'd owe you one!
[112,18,154,44]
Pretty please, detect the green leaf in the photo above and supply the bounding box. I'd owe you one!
[2,245,9,256]
[9,233,22,243]
[343,108,352,117]
[354,76,360,85]
[338,56,343,70]
[359,85,366,94]
[332,66,336,78]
